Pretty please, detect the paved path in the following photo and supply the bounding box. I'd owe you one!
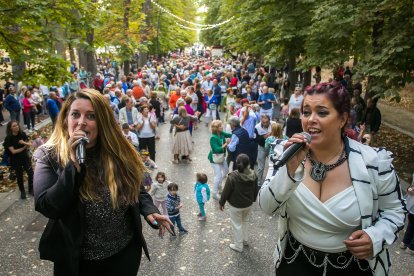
[0,112,412,276]
[0,109,49,143]
[378,102,414,139]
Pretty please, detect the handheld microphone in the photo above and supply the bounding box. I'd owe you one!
[273,132,311,171]
[76,137,89,165]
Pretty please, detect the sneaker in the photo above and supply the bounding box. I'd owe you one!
[197,213,202,217]
[198,216,206,221]
[179,230,188,235]
[407,248,414,255]
[229,244,243,252]
[400,242,408,249]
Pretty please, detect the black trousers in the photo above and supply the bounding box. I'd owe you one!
[23,111,35,130]
[139,136,156,161]
[277,235,373,276]
[13,156,33,193]
[54,237,142,276]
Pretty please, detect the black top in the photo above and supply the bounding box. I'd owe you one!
[4,132,29,165]
[150,99,161,117]
[33,147,160,275]
[285,118,303,138]
[196,90,204,111]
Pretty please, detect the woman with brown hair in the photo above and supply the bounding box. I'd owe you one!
[170,106,199,164]
[33,89,171,276]
[284,108,303,138]
[4,120,33,199]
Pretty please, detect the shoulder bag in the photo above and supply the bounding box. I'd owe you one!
[212,136,225,163]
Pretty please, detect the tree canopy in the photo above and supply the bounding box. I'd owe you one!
[201,0,414,99]
[0,0,197,85]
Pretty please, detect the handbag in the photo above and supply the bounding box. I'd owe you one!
[211,136,225,163]
[172,118,183,136]
[212,153,225,163]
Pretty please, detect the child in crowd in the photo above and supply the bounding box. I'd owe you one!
[264,122,284,179]
[140,150,157,170]
[280,97,289,122]
[121,123,139,150]
[194,173,210,221]
[149,172,169,215]
[31,132,44,150]
[143,171,153,192]
[166,182,188,239]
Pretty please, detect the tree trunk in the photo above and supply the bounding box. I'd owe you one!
[122,0,131,75]
[78,29,97,81]
[53,23,66,60]
[85,30,97,77]
[139,0,152,67]
[68,44,76,63]
[288,54,297,91]
[12,61,26,83]
[302,69,311,89]
[365,13,384,102]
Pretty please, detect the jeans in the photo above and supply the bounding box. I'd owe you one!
[9,110,21,123]
[229,204,252,250]
[211,162,228,197]
[169,214,186,235]
[256,146,267,186]
[198,202,206,217]
[42,95,49,115]
[403,213,414,250]
[23,111,35,130]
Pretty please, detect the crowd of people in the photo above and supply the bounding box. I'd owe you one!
[0,51,411,275]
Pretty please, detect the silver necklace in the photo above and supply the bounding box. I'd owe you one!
[307,149,347,182]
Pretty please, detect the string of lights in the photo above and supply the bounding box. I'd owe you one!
[175,21,232,31]
[150,0,234,29]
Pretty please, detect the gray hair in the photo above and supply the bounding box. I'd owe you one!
[228,116,240,127]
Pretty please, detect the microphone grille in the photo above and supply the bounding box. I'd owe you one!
[301,132,311,144]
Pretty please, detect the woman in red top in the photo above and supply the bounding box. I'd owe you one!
[22,90,36,131]
[230,72,238,88]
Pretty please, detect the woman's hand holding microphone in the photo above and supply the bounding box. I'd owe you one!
[69,130,88,172]
[284,133,310,177]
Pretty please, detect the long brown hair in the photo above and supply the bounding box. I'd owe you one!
[43,89,145,208]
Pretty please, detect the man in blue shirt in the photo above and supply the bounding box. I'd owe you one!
[257,86,276,118]
[3,86,21,123]
[46,92,60,127]
[227,116,257,170]
[239,99,259,139]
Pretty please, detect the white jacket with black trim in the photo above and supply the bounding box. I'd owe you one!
[258,137,406,276]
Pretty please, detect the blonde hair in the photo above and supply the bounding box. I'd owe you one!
[43,89,145,208]
[210,120,222,134]
[270,122,283,139]
[178,106,187,117]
